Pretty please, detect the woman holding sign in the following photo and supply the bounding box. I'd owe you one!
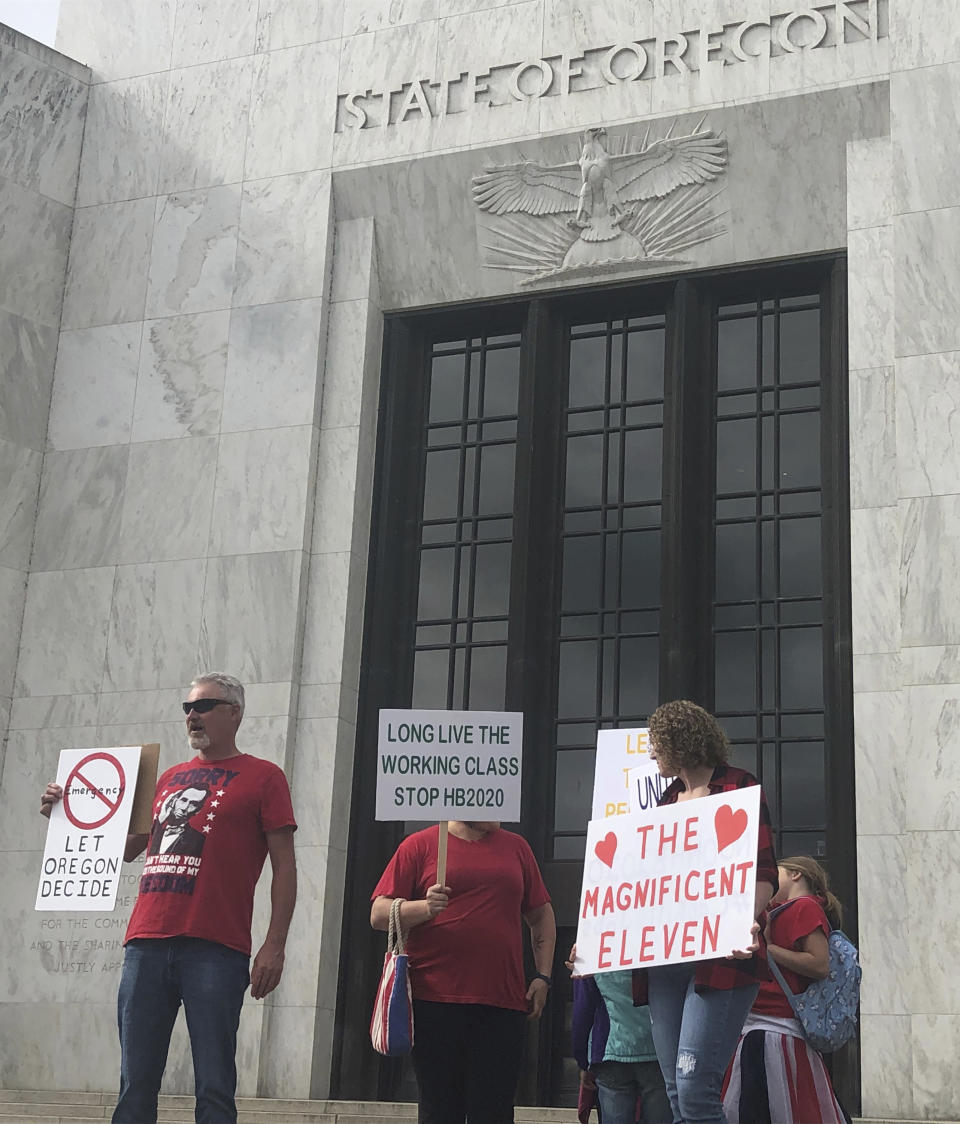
[642,700,779,1124]
[371,820,556,1124]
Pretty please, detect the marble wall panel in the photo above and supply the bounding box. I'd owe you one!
[158,58,253,195]
[102,559,207,693]
[850,505,901,655]
[847,136,892,232]
[296,683,343,720]
[0,439,41,570]
[0,310,58,450]
[145,186,241,319]
[312,426,360,556]
[330,218,379,305]
[60,197,155,330]
[859,1014,914,1121]
[245,41,339,181]
[901,494,960,647]
[913,1014,960,1120]
[0,175,73,327]
[892,62,960,215]
[56,0,175,82]
[300,551,351,686]
[320,302,382,428]
[117,435,219,564]
[131,311,229,442]
[0,565,27,698]
[208,426,314,556]
[0,998,120,1090]
[95,687,182,727]
[895,207,960,359]
[255,0,344,52]
[222,300,325,431]
[890,0,960,71]
[853,651,901,695]
[198,550,304,684]
[234,171,333,307]
[47,323,142,450]
[343,0,437,37]
[849,367,896,510]
[32,445,129,571]
[170,0,260,68]
[0,43,88,206]
[258,1003,317,1098]
[15,566,115,697]
[854,689,906,837]
[288,717,341,849]
[75,73,167,207]
[896,350,960,499]
[847,225,894,373]
[9,692,99,731]
[903,685,960,833]
[903,644,960,686]
[857,835,909,1015]
[540,0,659,53]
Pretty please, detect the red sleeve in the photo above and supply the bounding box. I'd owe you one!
[260,764,297,833]
[371,833,427,901]
[775,896,830,948]
[517,836,550,914]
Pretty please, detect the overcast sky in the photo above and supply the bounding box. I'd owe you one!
[0,0,60,45]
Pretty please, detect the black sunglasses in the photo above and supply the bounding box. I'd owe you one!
[182,698,234,715]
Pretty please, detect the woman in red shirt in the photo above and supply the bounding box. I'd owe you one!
[722,856,848,1123]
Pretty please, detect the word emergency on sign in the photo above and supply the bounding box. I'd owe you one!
[36,747,142,911]
[376,709,523,821]
[592,728,673,819]
[574,786,760,974]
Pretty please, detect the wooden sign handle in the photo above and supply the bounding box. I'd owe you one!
[437,820,449,886]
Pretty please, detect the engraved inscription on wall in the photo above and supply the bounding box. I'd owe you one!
[336,0,887,133]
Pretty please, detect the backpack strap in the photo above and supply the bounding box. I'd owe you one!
[765,899,803,1013]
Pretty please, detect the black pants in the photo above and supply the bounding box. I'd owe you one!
[411,999,527,1124]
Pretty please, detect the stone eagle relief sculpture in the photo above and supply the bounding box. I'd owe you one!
[472,119,729,284]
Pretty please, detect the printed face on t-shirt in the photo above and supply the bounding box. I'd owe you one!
[168,787,208,823]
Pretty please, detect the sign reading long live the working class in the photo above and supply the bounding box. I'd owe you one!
[375,709,523,821]
[36,747,142,911]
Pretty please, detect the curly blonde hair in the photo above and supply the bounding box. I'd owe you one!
[648,700,729,775]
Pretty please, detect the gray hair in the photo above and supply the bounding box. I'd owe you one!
[191,672,245,719]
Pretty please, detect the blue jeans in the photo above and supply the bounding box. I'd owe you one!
[646,963,757,1124]
[595,1059,672,1124]
[113,938,250,1124]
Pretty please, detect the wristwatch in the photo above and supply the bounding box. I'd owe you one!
[533,972,552,987]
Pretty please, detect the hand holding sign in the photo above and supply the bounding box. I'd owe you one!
[575,786,761,974]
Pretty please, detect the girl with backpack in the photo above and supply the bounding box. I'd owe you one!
[722,856,850,1124]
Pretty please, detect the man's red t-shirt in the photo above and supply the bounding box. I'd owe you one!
[125,753,297,955]
[753,895,830,1017]
[371,825,550,1012]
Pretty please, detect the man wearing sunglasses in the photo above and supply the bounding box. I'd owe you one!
[40,672,297,1124]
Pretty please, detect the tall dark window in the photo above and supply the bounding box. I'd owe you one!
[335,260,854,1111]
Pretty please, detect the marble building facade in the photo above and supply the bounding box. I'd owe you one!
[0,0,958,1118]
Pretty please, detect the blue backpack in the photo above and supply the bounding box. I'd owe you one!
[766,900,862,1053]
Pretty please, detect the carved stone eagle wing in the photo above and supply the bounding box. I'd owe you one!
[611,131,727,204]
[472,159,582,216]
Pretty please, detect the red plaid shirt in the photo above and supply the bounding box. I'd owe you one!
[633,764,778,1002]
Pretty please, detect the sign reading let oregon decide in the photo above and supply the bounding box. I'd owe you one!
[575,786,760,973]
[36,746,142,911]
[376,709,523,820]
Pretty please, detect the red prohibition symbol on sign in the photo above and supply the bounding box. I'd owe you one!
[63,752,126,830]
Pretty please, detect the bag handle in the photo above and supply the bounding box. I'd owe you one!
[388,897,407,955]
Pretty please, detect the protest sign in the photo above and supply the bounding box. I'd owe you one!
[376,709,523,822]
[591,728,673,819]
[36,746,142,911]
[574,786,760,974]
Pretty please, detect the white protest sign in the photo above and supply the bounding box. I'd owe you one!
[36,746,142,911]
[376,709,522,821]
[591,728,673,819]
[575,786,760,974]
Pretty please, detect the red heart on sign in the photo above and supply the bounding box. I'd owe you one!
[595,831,617,868]
[714,804,748,852]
